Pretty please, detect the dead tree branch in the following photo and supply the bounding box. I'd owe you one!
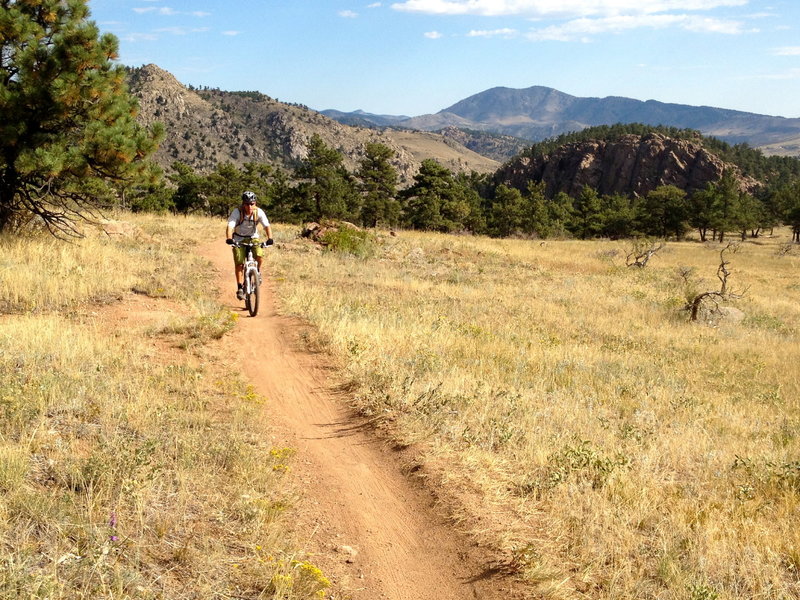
[626,240,665,268]
[685,242,745,321]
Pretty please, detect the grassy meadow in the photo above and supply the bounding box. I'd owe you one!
[0,215,329,599]
[271,227,800,600]
[2,212,798,599]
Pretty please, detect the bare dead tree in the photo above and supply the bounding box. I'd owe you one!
[626,239,665,268]
[685,242,745,321]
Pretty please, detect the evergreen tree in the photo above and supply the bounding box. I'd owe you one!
[205,162,244,216]
[688,183,717,242]
[548,192,576,238]
[601,193,640,239]
[356,142,399,227]
[455,172,487,234]
[294,134,357,222]
[524,181,553,238]
[0,0,162,235]
[572,186,604,239]
[710,171,741,242]
[730,193,763,240]
[640,185,688,240]
[775,181,800,243]
[402,159,472,232]
[169,162,206,214]
[488,185,524,237]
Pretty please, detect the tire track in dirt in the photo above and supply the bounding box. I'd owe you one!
[200,241,521,600]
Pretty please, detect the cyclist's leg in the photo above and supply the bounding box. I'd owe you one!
[254,244,265,273]
[232,246,246,299]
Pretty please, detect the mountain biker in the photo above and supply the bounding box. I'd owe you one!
[226,191,273,300]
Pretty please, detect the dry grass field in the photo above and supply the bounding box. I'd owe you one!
[271,227,800,600]
[2,213,798,599]
[0,215,329,599]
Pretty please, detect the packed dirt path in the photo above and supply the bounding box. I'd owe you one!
[200,241,522,600]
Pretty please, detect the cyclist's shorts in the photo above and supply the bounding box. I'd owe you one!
[232,238,264,265]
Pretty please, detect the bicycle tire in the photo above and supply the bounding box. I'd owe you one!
[246,268,260,316]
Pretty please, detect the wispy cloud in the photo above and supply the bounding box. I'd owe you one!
[120,32,159,42]
[339,9,359,17]
[468,28,518,38]
[222,30,241,36]
[760,68,800,80]
[133,6,209,17]
[526,14,749,41]
[391,0,748,18]
[424,30,444,38]
[155,26,210,35]
[773,46,800,56]
[367,2,382,6]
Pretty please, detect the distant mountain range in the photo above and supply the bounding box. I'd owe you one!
[322,86,800,157]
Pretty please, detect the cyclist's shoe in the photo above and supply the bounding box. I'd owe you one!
[258,271,263,284]
[236,288,244,301]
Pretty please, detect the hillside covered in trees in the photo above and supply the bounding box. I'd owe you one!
[123,125,800,245]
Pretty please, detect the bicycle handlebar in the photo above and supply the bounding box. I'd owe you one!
[226,240,273,248]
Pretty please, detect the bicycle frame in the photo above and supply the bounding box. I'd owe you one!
[233,241,265,317]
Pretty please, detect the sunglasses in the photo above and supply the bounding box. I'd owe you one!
[244,201,256,205]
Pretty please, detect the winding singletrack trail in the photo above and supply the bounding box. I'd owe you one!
[201,241,522,600]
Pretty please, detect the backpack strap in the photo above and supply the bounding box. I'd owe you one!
[236,206,261,229]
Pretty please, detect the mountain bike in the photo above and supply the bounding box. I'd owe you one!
[232,241,268,317]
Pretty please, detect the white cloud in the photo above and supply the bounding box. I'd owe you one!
[391,0,747,18]
[339,9,359,17]
[526,13,748,41]
[468,27,519,38]
[773,46,800,56]
[367,2,382,6]
[424,30,444,38]
[761,68,800,80]
[120,32,159,42]
[222,30,241,36]
[132,6,209,17]
[155,26,210,35]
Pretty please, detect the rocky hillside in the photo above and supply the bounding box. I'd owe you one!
[127,64,498,182]
[494,132,759,198]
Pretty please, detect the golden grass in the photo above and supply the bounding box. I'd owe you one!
[0,214,329,599]
[271,229,800,600]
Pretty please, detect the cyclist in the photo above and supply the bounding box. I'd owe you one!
[225,191,273,300]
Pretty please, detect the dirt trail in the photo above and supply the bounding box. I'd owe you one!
[200,241,519,600]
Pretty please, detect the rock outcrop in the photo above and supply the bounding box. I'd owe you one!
[495,133,760,197]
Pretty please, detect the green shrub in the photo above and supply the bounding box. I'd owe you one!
[320,226,378,258]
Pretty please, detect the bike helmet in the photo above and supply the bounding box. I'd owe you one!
[242,191,257,204]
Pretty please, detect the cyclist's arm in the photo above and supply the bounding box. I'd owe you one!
[226,210,238,240]
[258,209,273,241]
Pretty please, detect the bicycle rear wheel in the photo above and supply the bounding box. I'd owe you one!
[246,269,260,316]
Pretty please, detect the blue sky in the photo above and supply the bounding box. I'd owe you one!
[89,0,800,118]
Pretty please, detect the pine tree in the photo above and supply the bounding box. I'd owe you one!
[356,142,398,227]
[294,134,357,221]
[0,0,162,235]
[640,185,688,240]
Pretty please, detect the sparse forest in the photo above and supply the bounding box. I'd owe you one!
[117,128,800,245]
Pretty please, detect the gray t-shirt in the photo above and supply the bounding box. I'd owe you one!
[227,206,270,239]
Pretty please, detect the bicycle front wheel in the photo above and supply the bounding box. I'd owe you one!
[246,269,260,317]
